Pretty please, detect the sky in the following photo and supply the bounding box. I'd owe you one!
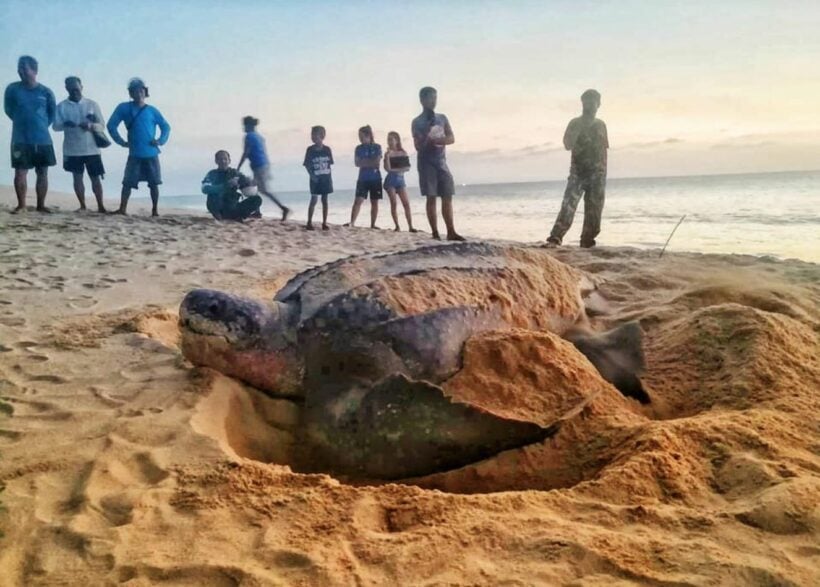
[2,0,820,195]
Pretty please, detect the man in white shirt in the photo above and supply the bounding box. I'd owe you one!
[53,76,107,212]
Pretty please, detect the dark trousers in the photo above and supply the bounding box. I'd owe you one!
[222,195,262,221]
[549,173,606,246]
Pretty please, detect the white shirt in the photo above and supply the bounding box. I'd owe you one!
[53,97,105,157]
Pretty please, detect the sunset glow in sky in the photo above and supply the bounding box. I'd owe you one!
[3,0,819,193]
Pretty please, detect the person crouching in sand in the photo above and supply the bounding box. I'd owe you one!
[201,150,262,222]
[348,125,382,228]
[237,116,291,221]
[546,89,609,248]
[383,131,417,232]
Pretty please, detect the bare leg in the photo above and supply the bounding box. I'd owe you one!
[307,194,318,229]
[321,194,329,229]
[255,172,290,220]
[35,167,50,212]
[441,196,464,241]
[116,186,132,215]
[370,199,379,229]
[349,197,365,227]
[90,175,106,212]
[12,169,27,212]
[73,172,87,210]
[426,195,440,239]
[386,187,400,230]
[398,187,416,232]
[149,184,160,216]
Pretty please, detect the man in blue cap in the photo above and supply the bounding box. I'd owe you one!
[107,77,170,216]
[4,55,57,213]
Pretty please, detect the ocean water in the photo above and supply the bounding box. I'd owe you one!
[149,170,820,262]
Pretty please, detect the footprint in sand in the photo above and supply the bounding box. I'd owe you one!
[0,315,26,327]
[27,374,69,384]
[0,428,22,443]
[68,295,97,309]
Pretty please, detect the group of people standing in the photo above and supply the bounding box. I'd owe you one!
[6,53,609,247]
[4,56,170,217]
[201,86,464,240]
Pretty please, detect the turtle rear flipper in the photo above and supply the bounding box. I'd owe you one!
[303,374,557,480]
[565,321,650,403]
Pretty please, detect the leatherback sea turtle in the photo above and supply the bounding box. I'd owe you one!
[179,242,647,480]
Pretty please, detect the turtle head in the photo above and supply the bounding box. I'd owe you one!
[179,289,304,397]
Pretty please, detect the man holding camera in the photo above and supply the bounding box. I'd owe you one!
[53,76,107,212]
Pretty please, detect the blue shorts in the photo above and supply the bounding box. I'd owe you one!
[383,172,406,191]
[310,174,333,195]
[123,156,162,188]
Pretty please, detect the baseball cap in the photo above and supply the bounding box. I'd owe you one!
[127,77,149,96]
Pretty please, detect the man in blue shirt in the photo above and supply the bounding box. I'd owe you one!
[107,78,170,216]
[4,55,57,213]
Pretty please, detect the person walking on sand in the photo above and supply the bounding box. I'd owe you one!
[4,55,57,213]
[383,131,417,232]
[107,78,170,216]
[411,86,464,241]
[546,89,609,248]
[348,125,382,229]
[53,76,107,213]
[303,125,333,231]
[237,116,291,221]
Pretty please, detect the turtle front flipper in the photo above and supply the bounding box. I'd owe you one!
[300,374,558,480]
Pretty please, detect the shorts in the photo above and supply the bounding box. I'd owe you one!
[418,159,455,197]
[11,144,56,170]
[64,154,105,177]
[383,172,406,191]
[310,174,333,195]
[123,156,162,188]
[355,177,383,200]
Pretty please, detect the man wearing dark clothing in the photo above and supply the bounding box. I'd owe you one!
[201,150,262,221]
[546,89,609,248]
[4,55,57,213]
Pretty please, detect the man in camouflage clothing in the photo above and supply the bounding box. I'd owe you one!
[546,89,608,248]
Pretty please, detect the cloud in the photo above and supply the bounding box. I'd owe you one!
[617,137,684,150]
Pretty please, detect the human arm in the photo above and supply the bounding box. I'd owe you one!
[563,119,580,150]
[81,101,106,132]
[357,145,382,169]
[237,136,249,170]
[3,85,13,120]
[151,108,170,146]
[52,103,66,131]
[106,105,128,147]
[384,152,391,172]
[303,148,314,177]
[201,170,224,196]
[602,121,609,149]
[46,88,56,126]
[429,115,454,147]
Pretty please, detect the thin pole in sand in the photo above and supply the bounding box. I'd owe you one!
[659,215,686,258]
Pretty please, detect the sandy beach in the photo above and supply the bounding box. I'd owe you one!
[0,186,818,586]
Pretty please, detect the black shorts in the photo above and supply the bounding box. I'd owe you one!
[123,156,162,188]
[11,144,56,170]
[310,174,333,195]
[64,154,105,177]
[355,177,383,200]
[418,159,455,197]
